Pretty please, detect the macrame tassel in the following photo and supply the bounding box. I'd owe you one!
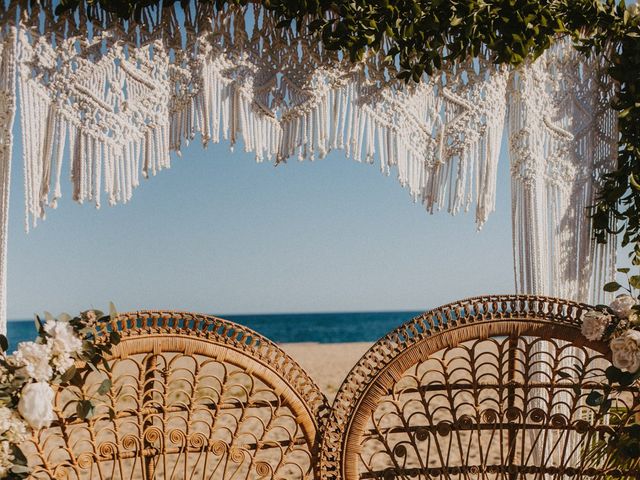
[0,25,16,335]
[275,64,508,229]
[17,28,174,225]
[509,39,617,304]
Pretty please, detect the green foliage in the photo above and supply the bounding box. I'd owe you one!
[605,281,623,292]
[49,0,640,253]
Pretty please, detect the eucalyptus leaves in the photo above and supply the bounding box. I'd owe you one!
[0,307,119,480]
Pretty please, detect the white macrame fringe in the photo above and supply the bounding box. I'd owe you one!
[17,33,173,228]
[0,25,15,334]
[16,4,508,232]
[509,39,618,305]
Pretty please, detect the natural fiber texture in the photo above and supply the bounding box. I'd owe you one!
[21,297,640,480]
[15,1,509,230]
[0,23,14,336]
[508,40,618,305]
[320,295,639,480]
[21,311,330,480]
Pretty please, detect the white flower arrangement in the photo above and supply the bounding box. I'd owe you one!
[579,272,640,467]
[581,290,640,374]
[581,287,640,374]
[0,307,119,479]
[581,310,612,342]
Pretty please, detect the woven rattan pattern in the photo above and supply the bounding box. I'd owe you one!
[22,311,330,480]
[319,295,640,479]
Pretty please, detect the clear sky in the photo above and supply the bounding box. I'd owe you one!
[6,133,515,320]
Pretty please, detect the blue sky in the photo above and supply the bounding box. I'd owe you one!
[6,137,515,320]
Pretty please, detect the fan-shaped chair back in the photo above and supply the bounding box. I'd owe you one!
[320,295,640,480]
[22,311,329,480]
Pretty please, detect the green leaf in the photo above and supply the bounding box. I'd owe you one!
[97,378,112,395]
[102,358,112,373]
[618,268,631,273]
[605,365,637,386]
[70,371,85,388]
[630,275,640,289]
[10,465,30,474]
[60,366,77,383]
[586,390,604,406]
[11,445,27,466]
[0,335,8,353]
[604,282,623,292]
[275,18,292,29]
[557,371,572,379]
[109,302,118,321]
[34,314,43,333]
[308,19,325,31]
[76,400,94,420]
[599,398,613,414]
[110,331,121,345]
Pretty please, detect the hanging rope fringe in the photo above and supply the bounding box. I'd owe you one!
[15,3,509,231]
[0,25,15,335]
[509,39,618,304]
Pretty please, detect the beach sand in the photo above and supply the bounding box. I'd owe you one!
[280,342,371,400]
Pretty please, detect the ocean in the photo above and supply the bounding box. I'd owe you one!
[5,311,423,352]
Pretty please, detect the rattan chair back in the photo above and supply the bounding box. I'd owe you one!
[22,311,329,480]
[319,295,640,480]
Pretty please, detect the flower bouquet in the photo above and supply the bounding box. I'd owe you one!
[0,307,119,479]
[581,272,640,466]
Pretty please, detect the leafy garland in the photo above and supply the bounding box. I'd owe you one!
[50,0,640,261]
[0,308,118,479]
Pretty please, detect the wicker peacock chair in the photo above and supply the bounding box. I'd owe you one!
[20,311,330,480]
[319,295,640,480]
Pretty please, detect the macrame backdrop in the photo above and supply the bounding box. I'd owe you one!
[509,39,618,305]
[0,1,618,333]
[508,40,619,470]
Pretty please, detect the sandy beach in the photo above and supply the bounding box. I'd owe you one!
[280,342,371,400]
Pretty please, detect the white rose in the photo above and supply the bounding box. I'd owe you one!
[0,407,27,444]
[43,320,83,356]
[52,355,74,374]
[610,295,637,319]
[610,329,640,373]
[43,321,82,375]
[12,342,52,381]
[0,440,13,477]
[84,311,97,324]
[18,382,55,430]
[581,310,611,341]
